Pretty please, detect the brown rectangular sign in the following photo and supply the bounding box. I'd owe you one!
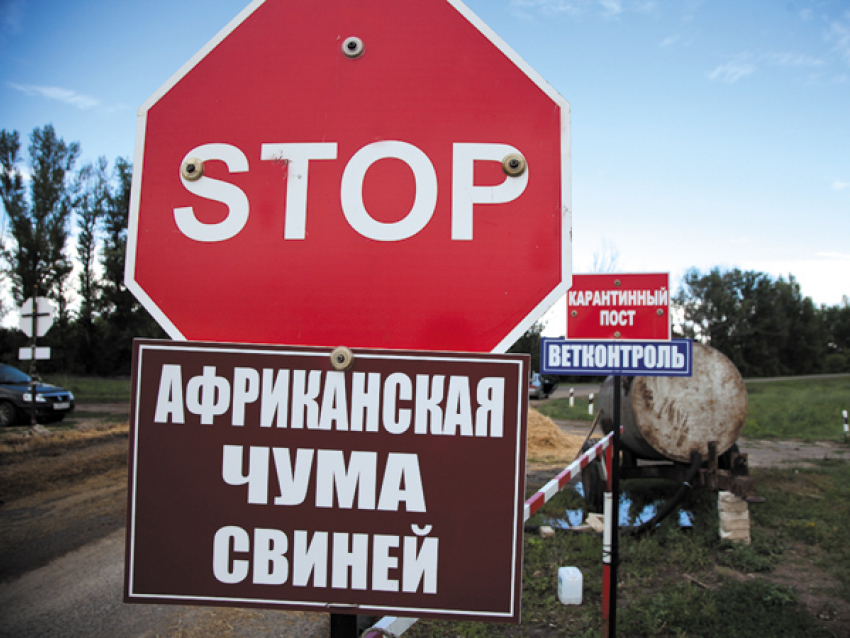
[124,340,529,622]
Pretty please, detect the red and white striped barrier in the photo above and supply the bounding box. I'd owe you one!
[364,429,617,637]
[524,431,613,521]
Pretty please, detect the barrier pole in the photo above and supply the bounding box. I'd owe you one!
[601,492,613,635]
[607,375,622,638]
[601,416,616,634]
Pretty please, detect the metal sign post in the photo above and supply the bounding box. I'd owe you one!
[607,375,621,638]
[545,272,689,638]
[19,290,55,426]
[30,299,37,427]
[330,614,358,638]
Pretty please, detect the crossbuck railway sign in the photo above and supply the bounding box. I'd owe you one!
[125,0,571,353]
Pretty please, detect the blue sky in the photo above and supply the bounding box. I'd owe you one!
[1,0,848,334]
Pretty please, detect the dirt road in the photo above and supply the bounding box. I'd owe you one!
[0,523,329,637]
[0,424,329,637]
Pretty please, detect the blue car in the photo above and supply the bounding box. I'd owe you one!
[0,364,75,427]
[529,372,557,400]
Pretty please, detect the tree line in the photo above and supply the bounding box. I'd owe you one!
[675,267,849,377]
[2,125,848,379]
[0,124,164,375]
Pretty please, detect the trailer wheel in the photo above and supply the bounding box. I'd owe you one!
[580,438,605,514]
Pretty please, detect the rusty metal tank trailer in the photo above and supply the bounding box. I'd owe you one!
[583,342,762,517]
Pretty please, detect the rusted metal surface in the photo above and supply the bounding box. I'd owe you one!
[599,343,748,463]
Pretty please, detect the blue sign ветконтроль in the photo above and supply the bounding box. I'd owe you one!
[541,338,693,377]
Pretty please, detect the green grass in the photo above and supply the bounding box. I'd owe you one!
[743,376,850,440]
[538,376,850,440]
[533,398,596,422]
[405,462,847,637]
[750,459,850,599]
[44,374,131,404]
[619,579,831,637]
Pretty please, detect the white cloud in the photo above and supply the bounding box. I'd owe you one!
[599,0,622,18]
[509,0,654,18]
[708,62,756,83]
[826,11,850,65]
[509,0,585,16]
[7,82,100,110]
[761,51,824,68]
[832,179,850,191]
[742,256,850,306]
[708,50,825,84]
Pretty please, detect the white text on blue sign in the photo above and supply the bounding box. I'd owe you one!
[541,338,693,377]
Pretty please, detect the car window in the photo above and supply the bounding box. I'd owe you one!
[0,365,31,384]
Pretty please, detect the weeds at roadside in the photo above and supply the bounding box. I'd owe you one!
[45,374,131,404]
[407,462,847,637]
[620,579,833,637]
[715,529,785,573]
[751,461,850,600]
[534,398,596,422]
[743,376,850,441]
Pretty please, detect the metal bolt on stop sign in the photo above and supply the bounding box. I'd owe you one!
[330,345,354,371]
[181,158,204,181]
[341,36,364,58]
[501,153,526,177]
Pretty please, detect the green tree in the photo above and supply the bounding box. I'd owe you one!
[0,125,79,308]
[773,276,823,375]
[72,157,109,373]
[509,320,545,372]
[822,296,850,372]
[75,157,108,323]
[674,267,825,377]
[95,158,165,373]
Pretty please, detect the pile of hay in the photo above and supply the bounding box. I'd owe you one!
[527,407,585,465]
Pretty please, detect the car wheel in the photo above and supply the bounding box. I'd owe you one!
[0,401,19,427]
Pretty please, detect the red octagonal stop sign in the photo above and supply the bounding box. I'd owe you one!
[126,0,570,352]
